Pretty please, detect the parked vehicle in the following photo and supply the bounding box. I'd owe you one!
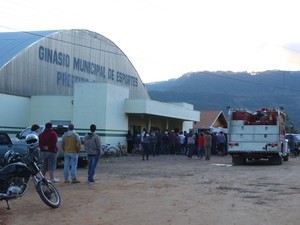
[285,133,300,157]
[227,107,288,165]
[0,132,27,167]
[12,125,87,167]
[0,133,61,210]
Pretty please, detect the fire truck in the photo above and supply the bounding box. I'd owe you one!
[227,107,288,165]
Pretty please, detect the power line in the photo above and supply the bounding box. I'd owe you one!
[0,25,126,57]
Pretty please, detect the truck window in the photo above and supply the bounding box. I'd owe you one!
[53,127,68,137]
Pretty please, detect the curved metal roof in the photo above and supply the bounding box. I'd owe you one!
[0,30,60,68]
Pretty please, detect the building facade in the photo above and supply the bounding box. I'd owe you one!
[0,29,199,145]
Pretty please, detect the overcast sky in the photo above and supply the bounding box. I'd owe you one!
[1,0,300,83]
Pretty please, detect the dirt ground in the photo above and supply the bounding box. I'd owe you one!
[1,154,300,225]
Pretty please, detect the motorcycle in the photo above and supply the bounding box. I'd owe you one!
[0,134,61,210]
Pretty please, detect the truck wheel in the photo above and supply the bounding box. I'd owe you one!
[232,156,246,165]
[78,160,88,168]
[56,158,64,168]
[269,155,282,165]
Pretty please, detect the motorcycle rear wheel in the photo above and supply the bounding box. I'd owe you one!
[37,181,61,208]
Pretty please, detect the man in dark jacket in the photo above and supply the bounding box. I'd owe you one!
[39,122,59,183]
[84,124,101,184]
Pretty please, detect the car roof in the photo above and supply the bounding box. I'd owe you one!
[21,125,69,137]
[36,124,68,128]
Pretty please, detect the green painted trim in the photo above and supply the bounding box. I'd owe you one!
[0,126,127,137]
[77,132,126,137]
[0,126,26,129]
[99,133,126,137]
[0,126,27,136]
[1,131,20,136]
[76,128,127,133]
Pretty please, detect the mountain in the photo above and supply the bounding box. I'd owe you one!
[146,70,300,129]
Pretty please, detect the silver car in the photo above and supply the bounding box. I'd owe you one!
[13,125,87,167]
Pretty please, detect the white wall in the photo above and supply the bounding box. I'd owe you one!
[0,94,30,133]
[125,99,199,121]
[183,121,194,132]
[73,82,129,145]
[30,96,73,125]
[105,83,129,129]
[73,82,106,130]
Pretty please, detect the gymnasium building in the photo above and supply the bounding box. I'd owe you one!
[0,29,199,144]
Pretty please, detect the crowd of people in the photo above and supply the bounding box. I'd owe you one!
[127,128,228,160]
[28,123,227,184]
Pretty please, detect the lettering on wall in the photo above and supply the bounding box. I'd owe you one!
[57,71,88,87]
[39,46,70,67]
[38,45,138,88]
[73,57,105,78]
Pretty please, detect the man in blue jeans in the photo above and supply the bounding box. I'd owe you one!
[84,124,101,184]
[61,124,81,183]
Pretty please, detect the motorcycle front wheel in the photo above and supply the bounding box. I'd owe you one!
[37,181,61,208]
